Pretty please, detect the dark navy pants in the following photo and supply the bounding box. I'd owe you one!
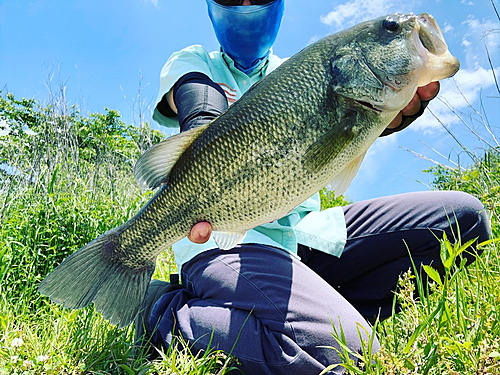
[149,191,491,374]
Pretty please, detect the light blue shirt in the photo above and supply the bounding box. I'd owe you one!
[154,44,346,272]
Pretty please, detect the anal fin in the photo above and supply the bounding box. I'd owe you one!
[213,231,246,250]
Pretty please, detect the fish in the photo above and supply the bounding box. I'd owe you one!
[39,13,460,327]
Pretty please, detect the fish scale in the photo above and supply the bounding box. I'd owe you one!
[39,13,460,327]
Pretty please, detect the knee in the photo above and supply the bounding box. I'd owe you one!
[447,191,491,244]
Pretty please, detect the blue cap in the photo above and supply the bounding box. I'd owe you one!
[206,0,285,74]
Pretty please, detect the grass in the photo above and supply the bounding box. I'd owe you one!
[0,90,237,374]
[368,170,500,374]
[1,81,499,374]
[328,234,500,374]
[0,163,234,373]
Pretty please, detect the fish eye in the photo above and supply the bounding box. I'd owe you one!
[382,17,401,34]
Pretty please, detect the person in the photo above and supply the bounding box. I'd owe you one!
[136,1,492,374]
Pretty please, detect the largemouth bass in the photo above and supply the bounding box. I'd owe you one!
[39,13,460,327]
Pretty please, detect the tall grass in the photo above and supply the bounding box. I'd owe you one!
[328,232,500,374]
[0,90,236,374]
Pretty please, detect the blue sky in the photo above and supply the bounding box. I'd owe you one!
[1,0,499,202]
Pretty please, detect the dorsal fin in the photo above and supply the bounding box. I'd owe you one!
[134,124,209,190]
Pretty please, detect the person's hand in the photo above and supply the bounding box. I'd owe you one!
[387,81,440,130]
[188,222,212,244]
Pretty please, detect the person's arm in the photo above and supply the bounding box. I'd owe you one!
[158,72,228,133]
[165,72,228,243]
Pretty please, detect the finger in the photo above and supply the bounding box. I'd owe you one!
[416,81,440,101]
[188,222,212,244]
[401,92,421,117]
[387,112,403,129]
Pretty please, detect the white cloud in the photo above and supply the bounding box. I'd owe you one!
[319,0,416,32]
[460,15,500,67]
[23,127,37,136]
[461,39,471,47]
[307,35,320,45]
[462,16,500,50]
[343,132,403,199]
[460,0,474,5]
[443,23,454,33]
[410,66,500,134]
[0,119,36,136]
[145,0,158,7]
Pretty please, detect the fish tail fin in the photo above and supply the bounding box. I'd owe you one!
[38,229,155,328]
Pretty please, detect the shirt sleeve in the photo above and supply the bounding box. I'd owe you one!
[153,45,216,128]
[294,206,346,257]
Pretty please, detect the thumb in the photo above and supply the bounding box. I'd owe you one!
[188,222,212,244]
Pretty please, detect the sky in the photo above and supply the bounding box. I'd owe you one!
[0,0,499,202]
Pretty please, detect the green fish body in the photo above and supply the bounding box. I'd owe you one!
[39,13,460,327]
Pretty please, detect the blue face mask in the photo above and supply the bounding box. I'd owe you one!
[206,0,285,74]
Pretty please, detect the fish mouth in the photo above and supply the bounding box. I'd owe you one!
[417,14,448,55]
[413,13,460,86]
[354,100,383,113]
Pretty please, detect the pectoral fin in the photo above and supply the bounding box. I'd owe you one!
[134,124,209,190]
[303,112,358,173]
[326,151,367,196]
[212,231,246,250]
